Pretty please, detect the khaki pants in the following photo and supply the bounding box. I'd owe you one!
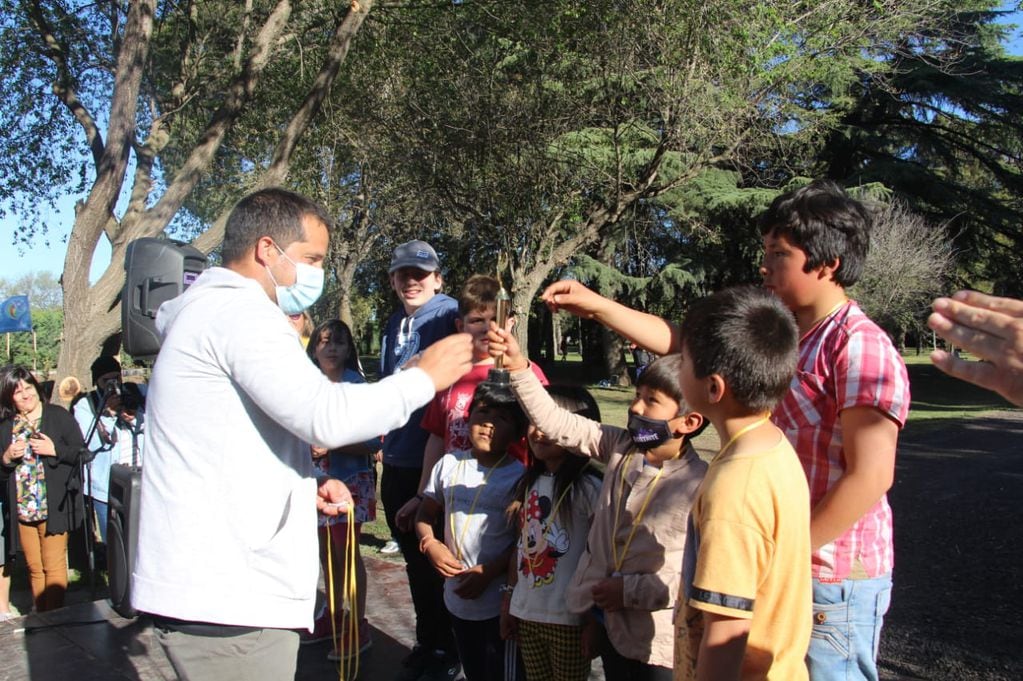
[18,520,68,612]
[155,625,300,681]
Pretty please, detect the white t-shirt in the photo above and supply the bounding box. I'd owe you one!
[510,469,601,626]
[425,450,524,621]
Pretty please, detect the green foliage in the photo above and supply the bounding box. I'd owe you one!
[812,1,1023,294]
[3,308,62,374]
[1,272,64,373]
[567,253,702,318]
[2,0,1018,376]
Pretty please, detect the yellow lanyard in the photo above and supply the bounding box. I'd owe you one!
[449,453,508,563]
[520,467,583,576]
[610,451,676,573]
[715,415,772,461]
[325,506,359,680]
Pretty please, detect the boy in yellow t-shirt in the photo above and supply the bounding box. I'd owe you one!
[673,286,811,681]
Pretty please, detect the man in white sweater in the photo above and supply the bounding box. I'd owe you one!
[131,189,472,681]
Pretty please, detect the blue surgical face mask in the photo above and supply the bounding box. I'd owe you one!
[627,412,675,451]
[266,243,324,315]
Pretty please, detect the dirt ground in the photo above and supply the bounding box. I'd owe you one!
[879,410,1023,680]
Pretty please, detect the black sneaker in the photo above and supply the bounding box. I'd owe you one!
[396,645,434,681]
[417,651,462,681]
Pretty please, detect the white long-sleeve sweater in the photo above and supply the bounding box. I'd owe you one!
[131,267,435,628]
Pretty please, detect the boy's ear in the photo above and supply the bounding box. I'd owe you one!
[672,411,704,436]
[706,374,726,405]
[455,317,464,332]
[817,257,841,281]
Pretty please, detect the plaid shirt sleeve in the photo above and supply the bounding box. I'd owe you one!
[834,320,911,427]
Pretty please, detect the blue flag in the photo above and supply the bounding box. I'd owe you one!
[0,295,32,333]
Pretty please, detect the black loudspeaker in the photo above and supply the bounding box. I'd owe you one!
[122,237,207,359]
[107,463,142,619]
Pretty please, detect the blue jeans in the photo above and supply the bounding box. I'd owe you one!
[807,573,892,681]
[92,499,109,544]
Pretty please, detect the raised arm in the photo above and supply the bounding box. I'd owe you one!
[541,279,680,355]
[487,324,623,462]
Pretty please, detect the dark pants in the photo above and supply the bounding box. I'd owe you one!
[599,626,672,681]
[381,463,455,655]
[450,614,523,681]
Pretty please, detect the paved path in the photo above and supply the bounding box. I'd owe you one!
[0,556,606,680]
[0,558,422,681]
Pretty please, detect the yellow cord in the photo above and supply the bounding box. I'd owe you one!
[326,506,360,680]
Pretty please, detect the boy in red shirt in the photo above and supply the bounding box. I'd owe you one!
[395,275,547,528]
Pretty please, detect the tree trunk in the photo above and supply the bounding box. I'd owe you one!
[51,1,374,396]
[598,241,630,386]
[601,326,630,387]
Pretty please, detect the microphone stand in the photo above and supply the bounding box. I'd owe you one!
[79,384,117,599]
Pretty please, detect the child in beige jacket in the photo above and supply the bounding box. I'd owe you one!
[488,327,706,680]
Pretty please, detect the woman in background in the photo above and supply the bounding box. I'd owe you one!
[0,366,85,612]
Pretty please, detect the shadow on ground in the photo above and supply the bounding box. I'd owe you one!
[880,412,1023,680]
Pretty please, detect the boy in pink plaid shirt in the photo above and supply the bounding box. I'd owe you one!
[759,180,909,681]
[540,179,909,681]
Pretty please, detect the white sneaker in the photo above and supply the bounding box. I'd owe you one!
[380,540,400,555]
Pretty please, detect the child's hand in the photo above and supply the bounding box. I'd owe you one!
[423,540,465,578]
[499,609,518,641]
[452,564,491,599]
[591,576,625,612]
[541,280,610,319]
[486,324,528,372]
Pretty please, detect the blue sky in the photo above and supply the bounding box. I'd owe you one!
[2,5,1021,285]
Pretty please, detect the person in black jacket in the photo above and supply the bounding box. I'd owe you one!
[0,365,85,612]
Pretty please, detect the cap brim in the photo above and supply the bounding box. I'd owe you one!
[388,261,440,274]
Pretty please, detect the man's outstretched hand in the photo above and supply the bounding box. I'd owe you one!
[928,290,1023,406]
[416,333,474,391]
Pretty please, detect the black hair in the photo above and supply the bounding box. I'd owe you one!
[468,381,529,439]
[0,365,45,421]
[306,319,364,379]
[636,355,684,411]
[635,354,710,439]
[221,188,333,265]
[680,286,798,414]
[507,385,604,529]
[758,179,871,287]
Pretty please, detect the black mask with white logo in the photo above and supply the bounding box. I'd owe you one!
[627,413,674,451]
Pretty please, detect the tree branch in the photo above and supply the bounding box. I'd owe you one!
[26,0,105,167]
[135,0,294,240]
[192,0,375,255]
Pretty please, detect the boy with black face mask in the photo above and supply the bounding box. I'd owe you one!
[487,328,708,680]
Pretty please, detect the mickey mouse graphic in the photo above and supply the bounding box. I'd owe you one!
[520,488,570,587]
